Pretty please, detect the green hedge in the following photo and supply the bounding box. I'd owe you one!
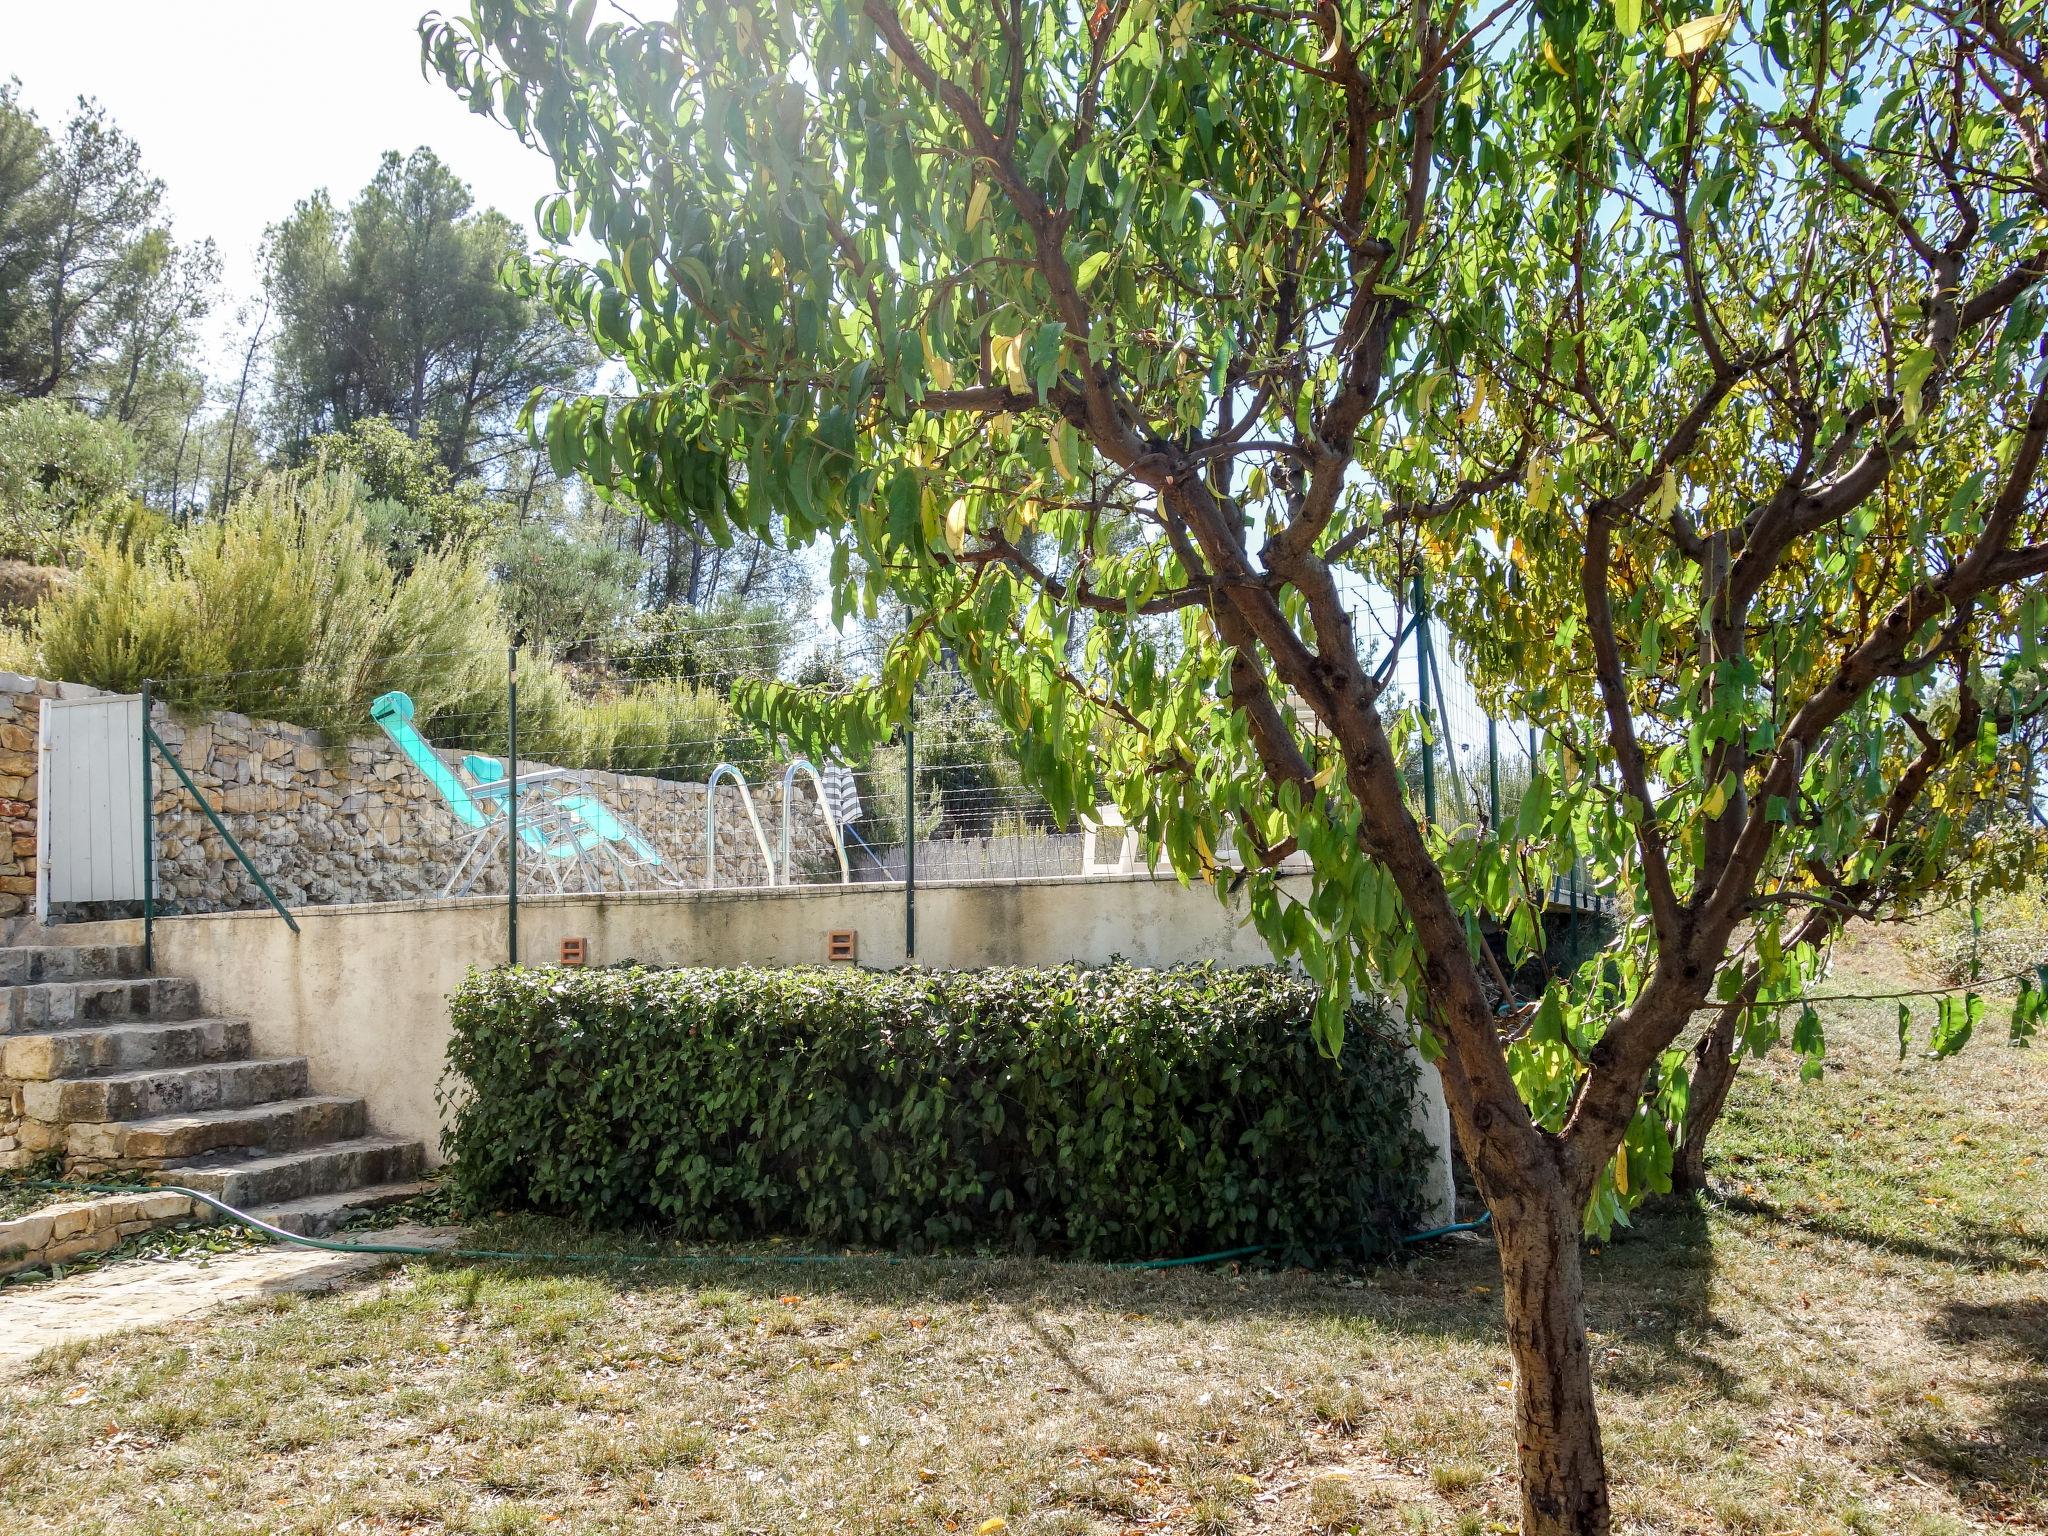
[443,963,1432,1261]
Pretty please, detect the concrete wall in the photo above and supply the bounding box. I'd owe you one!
[126,875,1453,1221]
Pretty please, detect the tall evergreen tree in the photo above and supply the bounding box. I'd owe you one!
[265,148,593,480]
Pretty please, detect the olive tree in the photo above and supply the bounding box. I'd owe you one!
[425,2,2048,1529]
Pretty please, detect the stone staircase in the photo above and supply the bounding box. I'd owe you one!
[0,942,428,1234]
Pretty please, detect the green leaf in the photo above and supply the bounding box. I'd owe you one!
[1930,992,1983,1058]
[1897,346,1938,426]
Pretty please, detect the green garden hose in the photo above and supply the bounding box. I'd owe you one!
[21,1180,1490,1272]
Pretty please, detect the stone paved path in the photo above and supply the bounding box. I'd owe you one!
[0,1224,462,1374]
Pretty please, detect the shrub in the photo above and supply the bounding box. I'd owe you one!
[443,962,1432,1260]
[300,415,493,564]
[492,515,641,654]
[607,596,796,689]
[0,398,140,563]
[1927,884,2048,987]
[35,467,509,743]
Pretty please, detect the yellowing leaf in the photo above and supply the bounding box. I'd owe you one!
[1653,465,1678,518]
[1168,0,1197,51]
[1614,1142,1630,1195]
[1613,0,1643,35]
[965,180,990,233]
[1048,426,1074,482]
[945,497,969,553]
[1663,10,1736,58]
[1542,38,1569,76]
[920,330,955,392]
[1526,454,1554,513]
[979,1521,1009,1535]
[1703,779,1728,819]
[1695,69,1722,103]
[1002,331,1030,395]
[1458,375,1488,427]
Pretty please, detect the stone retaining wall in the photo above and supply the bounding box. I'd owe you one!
[145,708,842,913]
[0,1189,198,1277]
[0,676,69,919]
[0,674,842,917]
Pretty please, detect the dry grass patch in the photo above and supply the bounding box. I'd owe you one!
[0,923,2040,1534]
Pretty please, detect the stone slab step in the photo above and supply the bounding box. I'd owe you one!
[20,1057,310,1124]
[0,976,201,1033]
[0,945,148,984]
[163,1135,425,1211]
[2,1017,252,1081]
[243,1180,438,1238]
[76,1094,368,1164]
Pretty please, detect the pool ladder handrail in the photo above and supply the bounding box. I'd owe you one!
[704,763,777,889]
[780,759,851,887]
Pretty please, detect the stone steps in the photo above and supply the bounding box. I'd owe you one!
[81,1093,368,1164]
[245,1180,437,1238]
[165,1135,424,1210]
[2,1016,253,1081]
[0,944,148,985]
[21,1056,311,1124]
[0,976,201,1032]
[0,940,433,1240]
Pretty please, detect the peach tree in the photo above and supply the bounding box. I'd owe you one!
[427,1,2048,1529]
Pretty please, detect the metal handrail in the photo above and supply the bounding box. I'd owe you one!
[780,760,851,886]
[144,719,299,941]
[704,763,776,889]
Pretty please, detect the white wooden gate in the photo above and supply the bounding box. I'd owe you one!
[36,693,146,920]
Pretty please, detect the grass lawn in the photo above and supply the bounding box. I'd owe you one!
[0,925,2041,1535]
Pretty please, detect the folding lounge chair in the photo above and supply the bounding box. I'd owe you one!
[462,752,680,888]
[369,692,676,896]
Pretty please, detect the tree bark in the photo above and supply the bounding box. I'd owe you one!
[1494,1190,1612,1536]
[1673,1004,1740,1193]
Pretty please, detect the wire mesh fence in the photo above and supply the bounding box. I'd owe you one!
[39,578,1614,943]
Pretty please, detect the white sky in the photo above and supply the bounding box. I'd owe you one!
[3,0,564,370]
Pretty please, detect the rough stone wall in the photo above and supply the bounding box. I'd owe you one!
[146,709,842,914]
[0,1190,198,1276]
[0,674,842,916]
[0,673,96,919]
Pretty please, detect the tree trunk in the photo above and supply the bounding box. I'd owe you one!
[220,299,270,512]
[1673,1004,1740,1193]
[1494,1192,1612,1536]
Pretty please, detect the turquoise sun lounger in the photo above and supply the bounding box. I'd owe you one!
[369,691,678,896]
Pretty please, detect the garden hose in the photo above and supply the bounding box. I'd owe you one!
[19,1180,1491,1272]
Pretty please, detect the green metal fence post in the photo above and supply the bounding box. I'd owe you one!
[506,645,518,968]
[1487,716,1500,833]
[146,728,298,933]
[140,679,154,971]
[904,696,917,961]
[1412,570,1436,824]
